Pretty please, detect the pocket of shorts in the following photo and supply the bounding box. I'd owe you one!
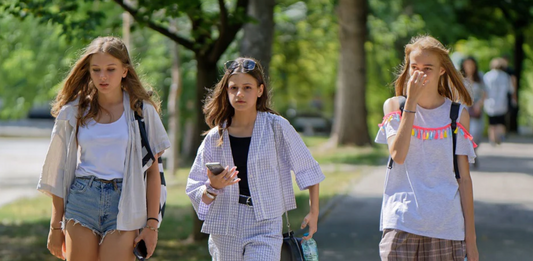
[70,179,89,193]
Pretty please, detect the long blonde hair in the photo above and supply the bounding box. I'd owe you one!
[203,57,278,146]
[394,35,472,106]
[51,37,159,138]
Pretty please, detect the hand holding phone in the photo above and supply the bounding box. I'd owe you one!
[205,163,241,190]
[133,240,147,260]
[206,162,225,175]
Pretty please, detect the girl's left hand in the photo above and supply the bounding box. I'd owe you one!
[300,211,319,240]
[465,240,479,261]
[134,226,158,259]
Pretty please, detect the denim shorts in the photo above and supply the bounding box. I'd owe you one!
[64,176,123,243]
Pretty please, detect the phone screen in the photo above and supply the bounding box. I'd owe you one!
[133,240,147,260]
[206,162,225,175]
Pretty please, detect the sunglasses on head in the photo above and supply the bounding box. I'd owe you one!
[224,59,256,72]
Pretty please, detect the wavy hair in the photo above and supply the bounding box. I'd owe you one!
[51,36,159,142]
[394,35,472,106]
[203,57,278,146]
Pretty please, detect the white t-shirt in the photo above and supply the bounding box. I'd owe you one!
[483,69,513,116]
[375,98,477,240]
[76,112,128,180]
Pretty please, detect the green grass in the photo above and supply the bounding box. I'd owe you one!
[0,136,386,260]
[302,136,389,166]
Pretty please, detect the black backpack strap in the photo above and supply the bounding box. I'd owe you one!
[450,102,461,179]
[388,96,407,169]
[134,102,156,169]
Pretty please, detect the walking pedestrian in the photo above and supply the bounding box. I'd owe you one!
[186,57,325,260]
[38,36,170,260]
[376,35,479,261]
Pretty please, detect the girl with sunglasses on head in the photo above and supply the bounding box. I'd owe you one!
[38,36,170,260]
[186,57,325,260]
[375,36,479,261]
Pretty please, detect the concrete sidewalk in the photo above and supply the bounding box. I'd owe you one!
[314,136,533,261]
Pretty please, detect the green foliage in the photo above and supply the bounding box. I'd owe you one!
[270,0,339,117]
[0,13,79,119]
[1,0,533,134]
[2,0,119,42]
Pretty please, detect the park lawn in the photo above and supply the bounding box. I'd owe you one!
[0,136,386,261]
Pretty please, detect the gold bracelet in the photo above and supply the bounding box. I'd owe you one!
[144,225,158,232]
[50,227,62,231]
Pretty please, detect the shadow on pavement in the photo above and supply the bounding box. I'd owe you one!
[476,155,533,175]
[314,196,533,261]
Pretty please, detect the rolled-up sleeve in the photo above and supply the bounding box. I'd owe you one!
[37,112,71,198]
[277,117,325,190]
[186,135,212,214]
[197,200,212,221]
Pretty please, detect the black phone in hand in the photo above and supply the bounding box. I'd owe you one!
[206,162,225,175]
[133,240,147,260]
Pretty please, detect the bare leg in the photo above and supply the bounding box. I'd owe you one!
[488,126,496,145]
[497,124,506,143]
[64,220,99,261]
[99,230,137,261]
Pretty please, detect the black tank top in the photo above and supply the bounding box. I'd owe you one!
[229,135,252,196]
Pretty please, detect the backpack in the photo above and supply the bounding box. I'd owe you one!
[134,102,167,224]
[387,96,462,179]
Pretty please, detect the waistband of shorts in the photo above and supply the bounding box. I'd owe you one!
[76,176,123,183]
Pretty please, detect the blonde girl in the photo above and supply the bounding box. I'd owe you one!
[38,36,170,260]
[375,36,479,261]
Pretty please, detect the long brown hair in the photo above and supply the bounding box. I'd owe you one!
[394,35,472,106]
[203,57,278,146]
[51,36,159,140]
[460,56,481,83]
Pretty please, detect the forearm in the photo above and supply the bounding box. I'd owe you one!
[458,159,477,242]
[389,98,417,163]
[201,192,215,204]
[308,183,319,214]
[50,195,64,228]
[146,163,161,222]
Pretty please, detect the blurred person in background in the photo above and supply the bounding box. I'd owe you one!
[483,57,517,145]
[460,56,486,168]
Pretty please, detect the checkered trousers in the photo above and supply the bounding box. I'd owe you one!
[379,229,466,261]
[208,203,283,260]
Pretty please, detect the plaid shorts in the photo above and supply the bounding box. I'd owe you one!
[379,229,466,261]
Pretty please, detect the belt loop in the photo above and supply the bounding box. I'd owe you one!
[88,176,95,188]
[113,180,118,191]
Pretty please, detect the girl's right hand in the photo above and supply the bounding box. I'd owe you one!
[208,166,240,189]
[406,70,428,101]
[47,229,65,260]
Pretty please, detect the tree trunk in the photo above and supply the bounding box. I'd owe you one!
[167,41,182,175]
[190,56,219,241]
[240,0,275,79]
[510,29,524,133]
[331,0,371,146]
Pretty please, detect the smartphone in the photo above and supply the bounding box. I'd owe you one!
[133,240,147,260]
[206,162,225,175]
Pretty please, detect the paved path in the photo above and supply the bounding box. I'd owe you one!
[314,136,533,261]
[0,137,50,206]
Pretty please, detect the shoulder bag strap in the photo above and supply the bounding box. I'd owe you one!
[134,102,156,172]
[450,102,461,179]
